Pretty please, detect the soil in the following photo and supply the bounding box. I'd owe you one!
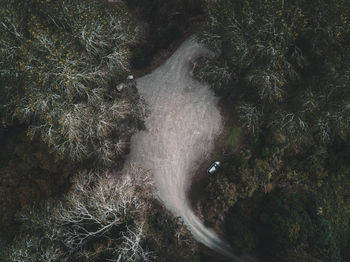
[187,95,246,251]
[124,8,244,260]
[126,36,245,260]
[188,97,241,209]
[131,15,204,78]
[127,12,242,216]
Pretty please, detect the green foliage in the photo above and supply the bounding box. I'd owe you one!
[197,3,350,259]
[203,124,349,261]
[192,57,233,95]
[146,202,199,262]
[259,192,313,249]
[308,173,350,261]
[257,187,348,262]
[198,0,306,99]
[226,200,260,254]
[206,176,237,212]
[226,125,242,151]
[197,0,350,146]
[222,185,348,261]
[227,219,258,254]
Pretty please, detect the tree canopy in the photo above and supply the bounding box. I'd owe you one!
[198,1,350,261]
[196,0,350,145]
[1,0,146,165]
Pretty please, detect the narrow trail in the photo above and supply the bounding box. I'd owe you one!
[127,37,246,261]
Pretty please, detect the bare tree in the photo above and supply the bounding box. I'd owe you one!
[238,103,262,134]
[51,165,154,261]
[116,223,155,262]
[6,236,65,262]
[1,0,146,166]
[6,165,156,262]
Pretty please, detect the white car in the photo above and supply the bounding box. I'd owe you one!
[207,161,221,175]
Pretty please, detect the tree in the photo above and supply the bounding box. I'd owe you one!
[5,165,200,261]
[196,2,350,261]
[206,176,237,212]
[196,0,350,145]
[0,0,147,165]
[5,166,155,262]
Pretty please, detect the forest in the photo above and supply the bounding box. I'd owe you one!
[0,0,349,261]
[195,0,350,261]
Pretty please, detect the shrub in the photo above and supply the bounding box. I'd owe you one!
[206,176,237,212]
[258,192,313,249]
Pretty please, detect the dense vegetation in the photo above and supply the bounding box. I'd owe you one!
[2,168,197,262]
[2,0,349,261]
[1,0,147,165]
[0,1,199,261]
[0,0,145,234]
[196,0,350,261]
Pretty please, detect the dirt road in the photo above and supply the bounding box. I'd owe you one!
[127,37,246,261]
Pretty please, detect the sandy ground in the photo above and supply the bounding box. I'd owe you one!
[126,37,248,261]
